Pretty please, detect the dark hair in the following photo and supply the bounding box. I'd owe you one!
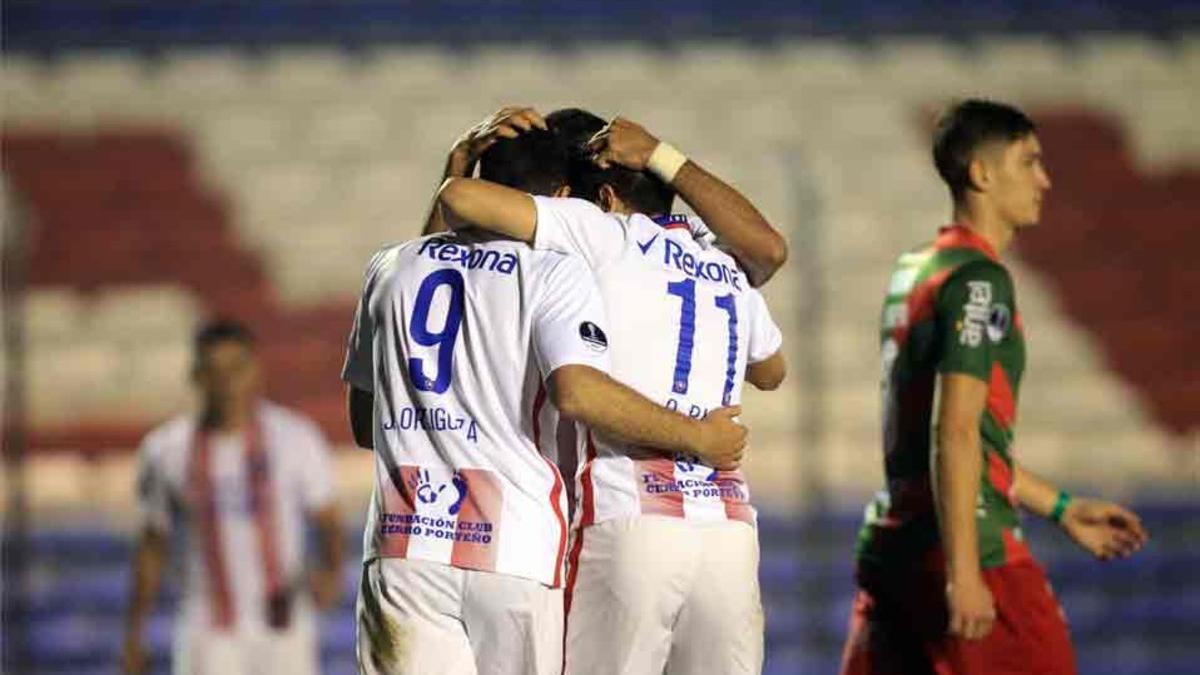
[547,107,676,215]
[478,128,569,196]
[932,99,1036,203]
[194,319,255,359]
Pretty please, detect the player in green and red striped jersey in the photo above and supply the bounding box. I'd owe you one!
[839,100,1150,675]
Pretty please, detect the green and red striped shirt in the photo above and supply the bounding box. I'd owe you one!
[856,225,1031,570]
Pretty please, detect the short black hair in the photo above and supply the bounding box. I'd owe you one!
[933,99,1036,204]
[547,107,676,215]
[478,128,569,196]
[194,319,255,359]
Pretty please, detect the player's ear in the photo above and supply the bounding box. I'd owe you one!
[967,155,991,195]
[598,184,618,212]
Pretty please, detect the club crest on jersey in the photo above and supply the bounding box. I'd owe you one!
[987,304,1011,343]
[958,280,992,347]
[579,321,608,352]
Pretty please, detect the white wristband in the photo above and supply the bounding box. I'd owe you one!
[646,142,688,184]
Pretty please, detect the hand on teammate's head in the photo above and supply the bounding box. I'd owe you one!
[587,116,660,171]
[455,106,547,161]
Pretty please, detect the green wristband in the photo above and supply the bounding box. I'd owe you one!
[1050,491,1072,524]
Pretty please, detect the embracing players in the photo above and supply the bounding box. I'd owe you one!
[436,108,788,675]
[344,127,748,675]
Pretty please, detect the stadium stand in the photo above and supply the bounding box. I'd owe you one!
[2,5,1197,673]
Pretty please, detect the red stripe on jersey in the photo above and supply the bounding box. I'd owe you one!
[556,420,580,524]
[986,451,1015,502]
[936,224,1000,261]
[661,222,691,231]
[245,421,286,627]
[1001,527,1032,564]
[189,431,235,630]
[579,433,599,527]
[636,457,686,518]
[450,468,503,572]
[987,362,1017,429]
[561,526,587,674]
[717,470,755,524]
[379,465,419,558]
[530,383,567,587]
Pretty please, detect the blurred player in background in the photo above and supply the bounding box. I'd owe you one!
[437,112,787,675]
[344,128,747,675]
[839,99,1149,675]
[123,320,343,675]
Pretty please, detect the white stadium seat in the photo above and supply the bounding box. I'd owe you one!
[89,285,200,344]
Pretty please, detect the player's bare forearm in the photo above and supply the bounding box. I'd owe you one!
[436,177,537,243]
[310,503,344,610]
[1012,463,1061,519]
[549,364,746,469]
[550,365,700,453]
[746,350,786,390]
[313,503,344,572]
[348,386,374,450]
[124,528,166,646]
[937,424,985,578]
[421,149,477,236]
[669,161,787,287]
[935,373,989,581]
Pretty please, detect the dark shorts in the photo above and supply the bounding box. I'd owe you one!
[839,553,1076,675]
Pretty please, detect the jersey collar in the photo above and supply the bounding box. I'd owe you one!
[937,224,1000,261]
[650,213,692,231]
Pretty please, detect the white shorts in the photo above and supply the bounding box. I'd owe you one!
[173,610,320,675]
[564,516,764,675]
[356,557,563,675]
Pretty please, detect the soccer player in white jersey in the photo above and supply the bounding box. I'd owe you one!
[437,114,788,675]
[123,321,343,675]
[343,129,749,675]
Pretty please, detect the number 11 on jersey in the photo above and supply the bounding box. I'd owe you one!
[666,279,739,405]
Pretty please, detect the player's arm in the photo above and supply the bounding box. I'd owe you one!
[931,261,1013,641]
[122,525,166,674]
[348,386,373,450]
[549,364,746,470]
[308,503,344,610]
[935,372,995,640]
[588,117,787,287]
[744,289,786,391]
[1012,464,1148,560]
[437,176,537,242]
[746,351,786,391]
[421,107,547,236]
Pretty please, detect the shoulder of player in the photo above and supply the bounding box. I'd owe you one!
[938,258,1014,302]
[138,414,194,463]
[258,400,325,442]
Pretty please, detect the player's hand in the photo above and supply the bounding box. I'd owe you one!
[1060,497,1148,561]
[946,572,996,640]
[120,636,147,675]
[451,106,547,167]
[310,566,343,611]
[587,117,661,171]
[692,405,747,471]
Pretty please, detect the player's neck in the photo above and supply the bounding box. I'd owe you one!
[201,401,253,432]
[952,203,1014,256]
